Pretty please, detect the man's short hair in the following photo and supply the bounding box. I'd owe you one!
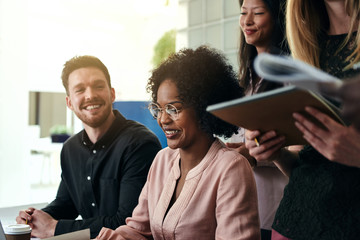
[61,55,111,95]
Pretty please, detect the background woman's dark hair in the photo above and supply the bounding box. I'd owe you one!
[147,45,243,138]
[238,0,288,89]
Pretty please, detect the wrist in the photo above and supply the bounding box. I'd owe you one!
[266,148,283,163]
[273,148,299,177]
[48,219,58,237]
[273,148,287,163]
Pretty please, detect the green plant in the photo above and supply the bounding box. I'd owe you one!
[152,29,176,67]
[50,124,72,135]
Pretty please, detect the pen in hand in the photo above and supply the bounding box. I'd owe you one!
[25,209,33,225]
[254,137,260,147]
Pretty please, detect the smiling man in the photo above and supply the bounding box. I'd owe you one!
[16,55,161,239]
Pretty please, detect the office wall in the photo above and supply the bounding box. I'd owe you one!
[176,0,240,69]
[0,0,177,208]
[0,0,32,207]
[29,92,69,136]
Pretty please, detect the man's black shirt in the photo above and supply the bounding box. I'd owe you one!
[42,110,161,238]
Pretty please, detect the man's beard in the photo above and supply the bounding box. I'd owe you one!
[75,103,112,128]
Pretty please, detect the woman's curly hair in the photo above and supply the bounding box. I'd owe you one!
[146,45,244,138]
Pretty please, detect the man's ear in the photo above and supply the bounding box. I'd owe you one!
[66,96,73,110]
[111,88,116,102]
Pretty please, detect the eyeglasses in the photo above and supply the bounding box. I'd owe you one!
[148,102,183,120]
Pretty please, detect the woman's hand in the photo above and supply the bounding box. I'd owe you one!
[293,106,360,168]
[244,129,286,162]
[244,130,300,177]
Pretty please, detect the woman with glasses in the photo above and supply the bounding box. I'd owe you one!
[95,46,261,239]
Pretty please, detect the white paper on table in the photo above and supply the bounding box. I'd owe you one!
[42,229,90,240]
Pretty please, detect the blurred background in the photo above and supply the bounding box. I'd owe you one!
[0,0,240,211]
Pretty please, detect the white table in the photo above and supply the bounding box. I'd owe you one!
[0,202,48,225]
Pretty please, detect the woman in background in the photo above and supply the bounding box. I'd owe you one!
[95,46,260,240]
[226,0,292,239]
[238,0,287,94]
[245,0,360,239]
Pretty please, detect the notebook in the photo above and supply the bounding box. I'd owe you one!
[207,85,345,146]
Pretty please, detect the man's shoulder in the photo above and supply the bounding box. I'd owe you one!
[62,130,83,148]
[120,119,157,138]
[114,119,161,146]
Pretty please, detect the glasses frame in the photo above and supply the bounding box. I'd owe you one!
[148,101,183,121]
